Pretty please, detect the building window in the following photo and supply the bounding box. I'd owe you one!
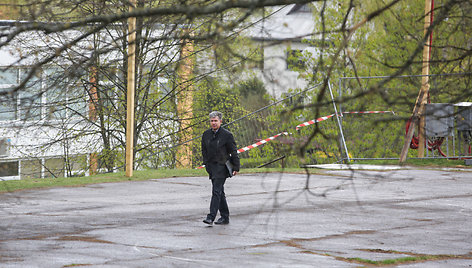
[286,49,306,71]
[19,68,43,121]
[0,68,19,121]
[0,66,89,121]
[44,67,87,120]
[0,86,18,121]
[0,161,19,177]
[0,68,18,84]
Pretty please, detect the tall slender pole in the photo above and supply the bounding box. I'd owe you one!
[89,66,98,175]
[328,81,350,162]
[126,0,136,177]
[176,34,194,168]
[399,0,433,162]
[417,0,433,157]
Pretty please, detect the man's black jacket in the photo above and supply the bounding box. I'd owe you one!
[201,127,240,179]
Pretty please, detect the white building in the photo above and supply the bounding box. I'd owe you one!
[0,24,176,180]
[194,4,317,99]
[247,4,316,98]
[0,4,317,179]
[0,34,97,179]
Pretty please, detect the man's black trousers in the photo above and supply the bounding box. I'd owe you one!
[207,178,229,220]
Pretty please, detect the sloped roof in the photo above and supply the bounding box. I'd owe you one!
[245,4,315,41]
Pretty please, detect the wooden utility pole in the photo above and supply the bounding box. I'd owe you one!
[399,0,433,162]
[176,36,195,168]
[89,66,98,175]
[417,0,434,158]
[125,0,137,177]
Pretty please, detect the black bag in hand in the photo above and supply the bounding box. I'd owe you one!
[225,160,234,177]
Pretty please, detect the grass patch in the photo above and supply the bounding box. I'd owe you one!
[1,159,468,194]
[348,256,421,265]
[0,169,205,194]
[312,249,471,266]
[343,253,465,266]
[0,167,323,194]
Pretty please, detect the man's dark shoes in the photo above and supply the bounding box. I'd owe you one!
[214,217,229,225]
[203,217,213,225]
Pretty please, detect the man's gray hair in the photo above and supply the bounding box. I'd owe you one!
[209,111,223,120]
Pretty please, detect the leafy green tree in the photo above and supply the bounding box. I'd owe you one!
[288,0,472,161]
[191,77,244,167]
[237,76,271,110]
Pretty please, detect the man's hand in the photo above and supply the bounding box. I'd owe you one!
[232,171,238,176]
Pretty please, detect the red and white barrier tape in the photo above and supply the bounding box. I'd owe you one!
[296,111,394,130]
[197,131,289,168]
[341,110,394,115]
[295,114,335,130]
[237,132,289,153]
[198,110,394,168]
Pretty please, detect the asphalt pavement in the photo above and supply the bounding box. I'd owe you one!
[1,168,472,267]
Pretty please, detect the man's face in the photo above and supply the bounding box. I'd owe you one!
[210,117,222,131]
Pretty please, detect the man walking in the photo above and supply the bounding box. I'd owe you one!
[201,111,240,225]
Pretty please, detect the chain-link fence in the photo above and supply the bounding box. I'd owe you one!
[151,83,344,170]
[6,72,469,180]
[337,72,472,162]
[164,72,472,170]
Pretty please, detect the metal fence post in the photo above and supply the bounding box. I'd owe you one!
[328,81,350,163]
